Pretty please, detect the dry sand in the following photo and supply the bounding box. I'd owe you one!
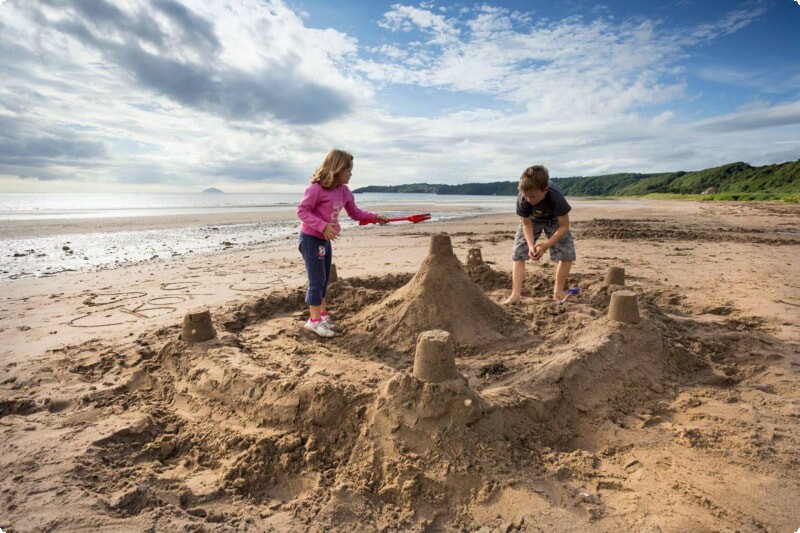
[1,199,799,532]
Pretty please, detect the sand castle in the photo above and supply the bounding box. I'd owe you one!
[9,201,796,533]
[36,236,757,533]
[353,234,513,352]
[32,223,752,533]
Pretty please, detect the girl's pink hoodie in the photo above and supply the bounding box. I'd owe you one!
[297,183,377,239]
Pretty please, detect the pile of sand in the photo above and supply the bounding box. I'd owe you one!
[350,234,516,354]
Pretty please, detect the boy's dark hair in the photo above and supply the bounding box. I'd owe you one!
[518,165,549,193]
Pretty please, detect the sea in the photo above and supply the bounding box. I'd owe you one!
[0,192,516,281]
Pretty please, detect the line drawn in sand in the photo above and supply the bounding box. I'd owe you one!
[161,282,202,291]
[68,293,196,328]
[230,276,284,292]
[83,292,147,306]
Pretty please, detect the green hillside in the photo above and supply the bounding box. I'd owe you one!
[353,159,800,202]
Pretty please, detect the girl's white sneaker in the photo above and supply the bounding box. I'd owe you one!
[303,319,334,338]
[321,314,335,329]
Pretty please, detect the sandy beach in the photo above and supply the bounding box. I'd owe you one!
[1,199,799,532]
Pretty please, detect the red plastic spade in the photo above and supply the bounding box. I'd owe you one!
[359,213,431,225]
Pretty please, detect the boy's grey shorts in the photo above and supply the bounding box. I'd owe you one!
[512,220,576,262]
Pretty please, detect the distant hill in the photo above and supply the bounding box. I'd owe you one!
[202,187,224,194]
[353,160,800,202]
[355,181,519,195]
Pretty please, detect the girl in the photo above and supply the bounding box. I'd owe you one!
[296,149,387,337]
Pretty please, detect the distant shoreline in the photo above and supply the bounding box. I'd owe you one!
[353,159,800,202]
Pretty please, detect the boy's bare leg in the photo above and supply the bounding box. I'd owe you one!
[553,260,573,301]
[503,260,526,305]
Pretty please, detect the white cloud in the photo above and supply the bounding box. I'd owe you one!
[0,0,796,191]
[378,4,460,45]
[0,0,375,189]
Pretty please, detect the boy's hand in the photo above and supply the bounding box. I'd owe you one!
[532,242,548,260]
[322,223,339,240]
[529,245,542,261]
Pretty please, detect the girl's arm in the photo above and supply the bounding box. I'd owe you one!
[343,188,377,222]
[296,185,329,234]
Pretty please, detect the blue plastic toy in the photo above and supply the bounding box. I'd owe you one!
[558,287,580,305]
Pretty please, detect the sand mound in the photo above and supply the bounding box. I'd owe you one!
[351,234,515,353]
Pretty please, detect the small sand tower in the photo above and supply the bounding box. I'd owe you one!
[429,233,453,256]
[413,330,459,382]
[182,308,216,342]
[328,263,339,284]
[608,290,640,323]
[353,233,512,352]
[466,247,484,269]
[604,266,625,286]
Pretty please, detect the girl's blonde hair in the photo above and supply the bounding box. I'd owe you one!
[518,165,549,193]
[311,149,353,189]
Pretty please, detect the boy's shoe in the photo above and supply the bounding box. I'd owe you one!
[321,314,335,329]
[303,319,334,338]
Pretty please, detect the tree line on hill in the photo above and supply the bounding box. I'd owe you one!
[353,160,800,201]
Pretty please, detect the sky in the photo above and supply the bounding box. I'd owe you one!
[0,0,799,193]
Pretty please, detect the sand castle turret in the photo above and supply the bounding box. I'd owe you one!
[182,308,216,342]
[604,266,625,286]
[608,290,640,323]
[378,329,484,427]
[466,247,484,269]
[353,234,512,352]
[429,233,453,256]
[413,330,459,382]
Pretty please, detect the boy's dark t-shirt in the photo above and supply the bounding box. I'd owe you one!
[516,182,571,222]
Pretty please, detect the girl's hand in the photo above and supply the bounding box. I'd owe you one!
[322,223,339,240]
[376,215,389,225]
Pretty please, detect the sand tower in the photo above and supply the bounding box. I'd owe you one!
[378,329,485,428]
[353,233,513,352]
[608,290,640,323]
[182,308,216,342]
[604,266,625,286]
[466,247,484,269]
[413,330,459,382]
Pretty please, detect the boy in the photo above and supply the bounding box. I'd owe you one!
[503,165,576,305]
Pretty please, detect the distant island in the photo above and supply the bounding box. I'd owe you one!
[202,187,224,194]
[353,160,800,202]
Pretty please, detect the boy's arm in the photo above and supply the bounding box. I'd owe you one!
[535,214,570,254]
[521,217,536,253]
